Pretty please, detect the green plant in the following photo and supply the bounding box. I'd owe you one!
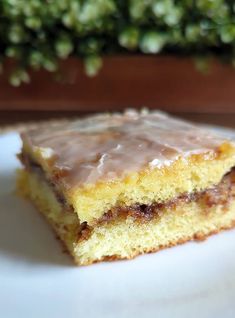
[1,0,235,85]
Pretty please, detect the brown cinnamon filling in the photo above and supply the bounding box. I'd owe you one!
[18,152,68,206]
[100,169,235,224]
[20,152,235,229]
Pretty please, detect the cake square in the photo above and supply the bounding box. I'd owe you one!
[17,110,235,265]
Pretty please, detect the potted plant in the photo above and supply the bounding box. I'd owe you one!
[0,0,235,112]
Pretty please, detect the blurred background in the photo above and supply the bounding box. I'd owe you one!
[1,0,235,127]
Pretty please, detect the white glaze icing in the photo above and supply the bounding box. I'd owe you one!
[22,110,230,187]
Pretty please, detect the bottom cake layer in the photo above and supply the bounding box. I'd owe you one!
[17,169,235,266]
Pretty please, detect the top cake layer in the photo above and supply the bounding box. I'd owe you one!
[22,110,230,189]
[20,110,235,224]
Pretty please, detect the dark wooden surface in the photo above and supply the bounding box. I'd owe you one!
[1,56,235,113]
[1,111,235,129]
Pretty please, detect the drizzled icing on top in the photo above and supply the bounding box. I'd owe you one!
[23,110,229,187]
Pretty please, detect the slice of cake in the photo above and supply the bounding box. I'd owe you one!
[17,110,235,265]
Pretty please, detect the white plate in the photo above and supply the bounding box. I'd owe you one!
[1,126,235,318]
